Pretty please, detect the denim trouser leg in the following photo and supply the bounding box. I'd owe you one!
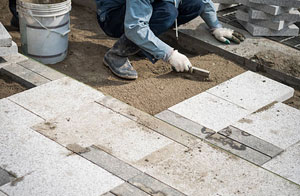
[9,0,18,19]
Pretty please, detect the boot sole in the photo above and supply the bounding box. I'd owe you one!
[103,58,138,80]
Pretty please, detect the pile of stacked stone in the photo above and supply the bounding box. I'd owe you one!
[0,22,18,57]
[213,0,300,36]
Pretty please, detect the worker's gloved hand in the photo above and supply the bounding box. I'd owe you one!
[212,28,245,44]
[168,50,191,72]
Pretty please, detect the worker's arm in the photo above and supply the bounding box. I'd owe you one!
[124,0,191,71]
[200,0,245,44]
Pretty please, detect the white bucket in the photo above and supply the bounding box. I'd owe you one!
[17,0,71,64]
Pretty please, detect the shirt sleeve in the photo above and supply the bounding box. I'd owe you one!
[124,0,173,61]
[200,0,222,30]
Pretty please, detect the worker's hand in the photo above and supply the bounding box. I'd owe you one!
[212,28,245,44]
[168,50,191,72]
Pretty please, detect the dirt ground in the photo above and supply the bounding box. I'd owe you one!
[0,74,26,99]
[1,1,299,114]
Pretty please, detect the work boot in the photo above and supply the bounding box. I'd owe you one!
[103,34,140,80]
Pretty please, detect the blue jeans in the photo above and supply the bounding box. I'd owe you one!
[97,0,203,38]
[9,0,18,19]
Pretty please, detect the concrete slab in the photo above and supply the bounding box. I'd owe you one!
[1,63,51,88]
[0,154,123,196]
[248,8,300,21]
[0,23,12,47]
[206,71,295,112]
[0,168,11,186]
[263,142,300,185]
[168,92,250,131]
[81,146,142,181]
[0,192,7,196]
[133,142,300,195]
[233,103,300,149]
[17,59,65,81]
[101,192,115,196]
[249,0,300,7]
[219,126,283,157]
[33,102,174,164]
[0,53,28,69]
[238,0,291,15]
[111,183,150,196]
[239,21,299,36]
[0,42,18,57]
[9,77,104,119]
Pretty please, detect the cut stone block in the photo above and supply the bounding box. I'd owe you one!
[168,92,251,131]
[9,77,104,120]
[129,173,190,196]
[33,102,174,164]
[0,41,17,57]
[263,142,300,185]
[17,59,65,81]
[206,71,295,112]
[233,103,300,149]
[214,3,237,11]
[81,145,142,181]
[101,193,115,196]
[213,0,238,3]
[0,154,123,196]
[249,0,300,7]
[0,53,28,69]
[1,63,51,88]
[111,183,150,196]
[133,142,300,195]
[238,0,291,15]
[0,191,7,196]
[0,168,11,186]
[248,8,300,21]
[219,126,283,157]
[0,23,12,47]
[239,21,299,36]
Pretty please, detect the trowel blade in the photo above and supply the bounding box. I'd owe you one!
[190,66,210,78]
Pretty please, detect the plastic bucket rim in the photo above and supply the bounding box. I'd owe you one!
[17,0,71,10]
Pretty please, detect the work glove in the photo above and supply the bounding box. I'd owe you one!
[168,50,192,72]
[212,28,245,44]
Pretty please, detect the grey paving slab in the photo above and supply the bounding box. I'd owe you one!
[0,192,7,196]
[0,168,11,187]
[132,142,300,196]
[155,109,215,139]
[219,126,283,157]
[96,95,200,148]
[0,23,12,47]
[33,102,174,164]
[239,21,299,36]
[81,145,142,181]
[101,192,116,196]
[0,154,123,196]
[0,53,28,69]
[168,92,250,131]
[17,59,65,81]
[249,8,300,21]
[238,0,291,15]
[129,173,186,196]
[249,0,300,7]
[111,183,150,196]
[9,77,104,120]
[233,102,300,149]
[206,71,294,112]
[214,3,237,11]
[263,142,300,185]
[1,63,51,87]
[0,42,17,57]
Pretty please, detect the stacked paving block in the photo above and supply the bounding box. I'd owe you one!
[236,0,300,36]
[0,22,18,57]
[213,0,238,11]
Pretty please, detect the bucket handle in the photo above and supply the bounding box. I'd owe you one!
[26,10,70,36]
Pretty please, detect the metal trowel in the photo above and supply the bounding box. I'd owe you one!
[189,66,210,78]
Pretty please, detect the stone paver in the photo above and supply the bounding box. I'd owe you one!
[0,154,123,196]
[249,0,300,7]
[238,0,291,15]
[219,126,283,157]
[33,102,174,164]
[81,145,142,181]
[0,191,7,196]
[263,142,300,185]
[206,71,294,112]
[0,41,17,57]
[9,77,104,119]
[168,92,250,131]
[0,53,28,69]
[0,168,11,187]
[111,183,150,196]
[249,8,300,21]
[101,192,115,196]
[233,102,300,149]
[0,23,12,47]
[132,142,300,196]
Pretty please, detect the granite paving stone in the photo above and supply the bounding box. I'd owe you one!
[33,102,174,164]
[17,59,65,81]
[238,0,291,15]
[132,142,300,195]
[206,71,294,112]
[0,191,7,196]
[101,192,116,196]
[219,126,283,157]
[233,102,300,149]
[168,92,251,131]
[263,142,300,185]
[0,53,28,69]
[111,183,150,196]
[0,169,11,187]
[0,23,12,47]
[249,0,300,7]
[0,42,18,57]
[1,63,51,87]
[81,145,142,181]
[248,8,300,21]
[0,154,123,196]
[9,77,104,120]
